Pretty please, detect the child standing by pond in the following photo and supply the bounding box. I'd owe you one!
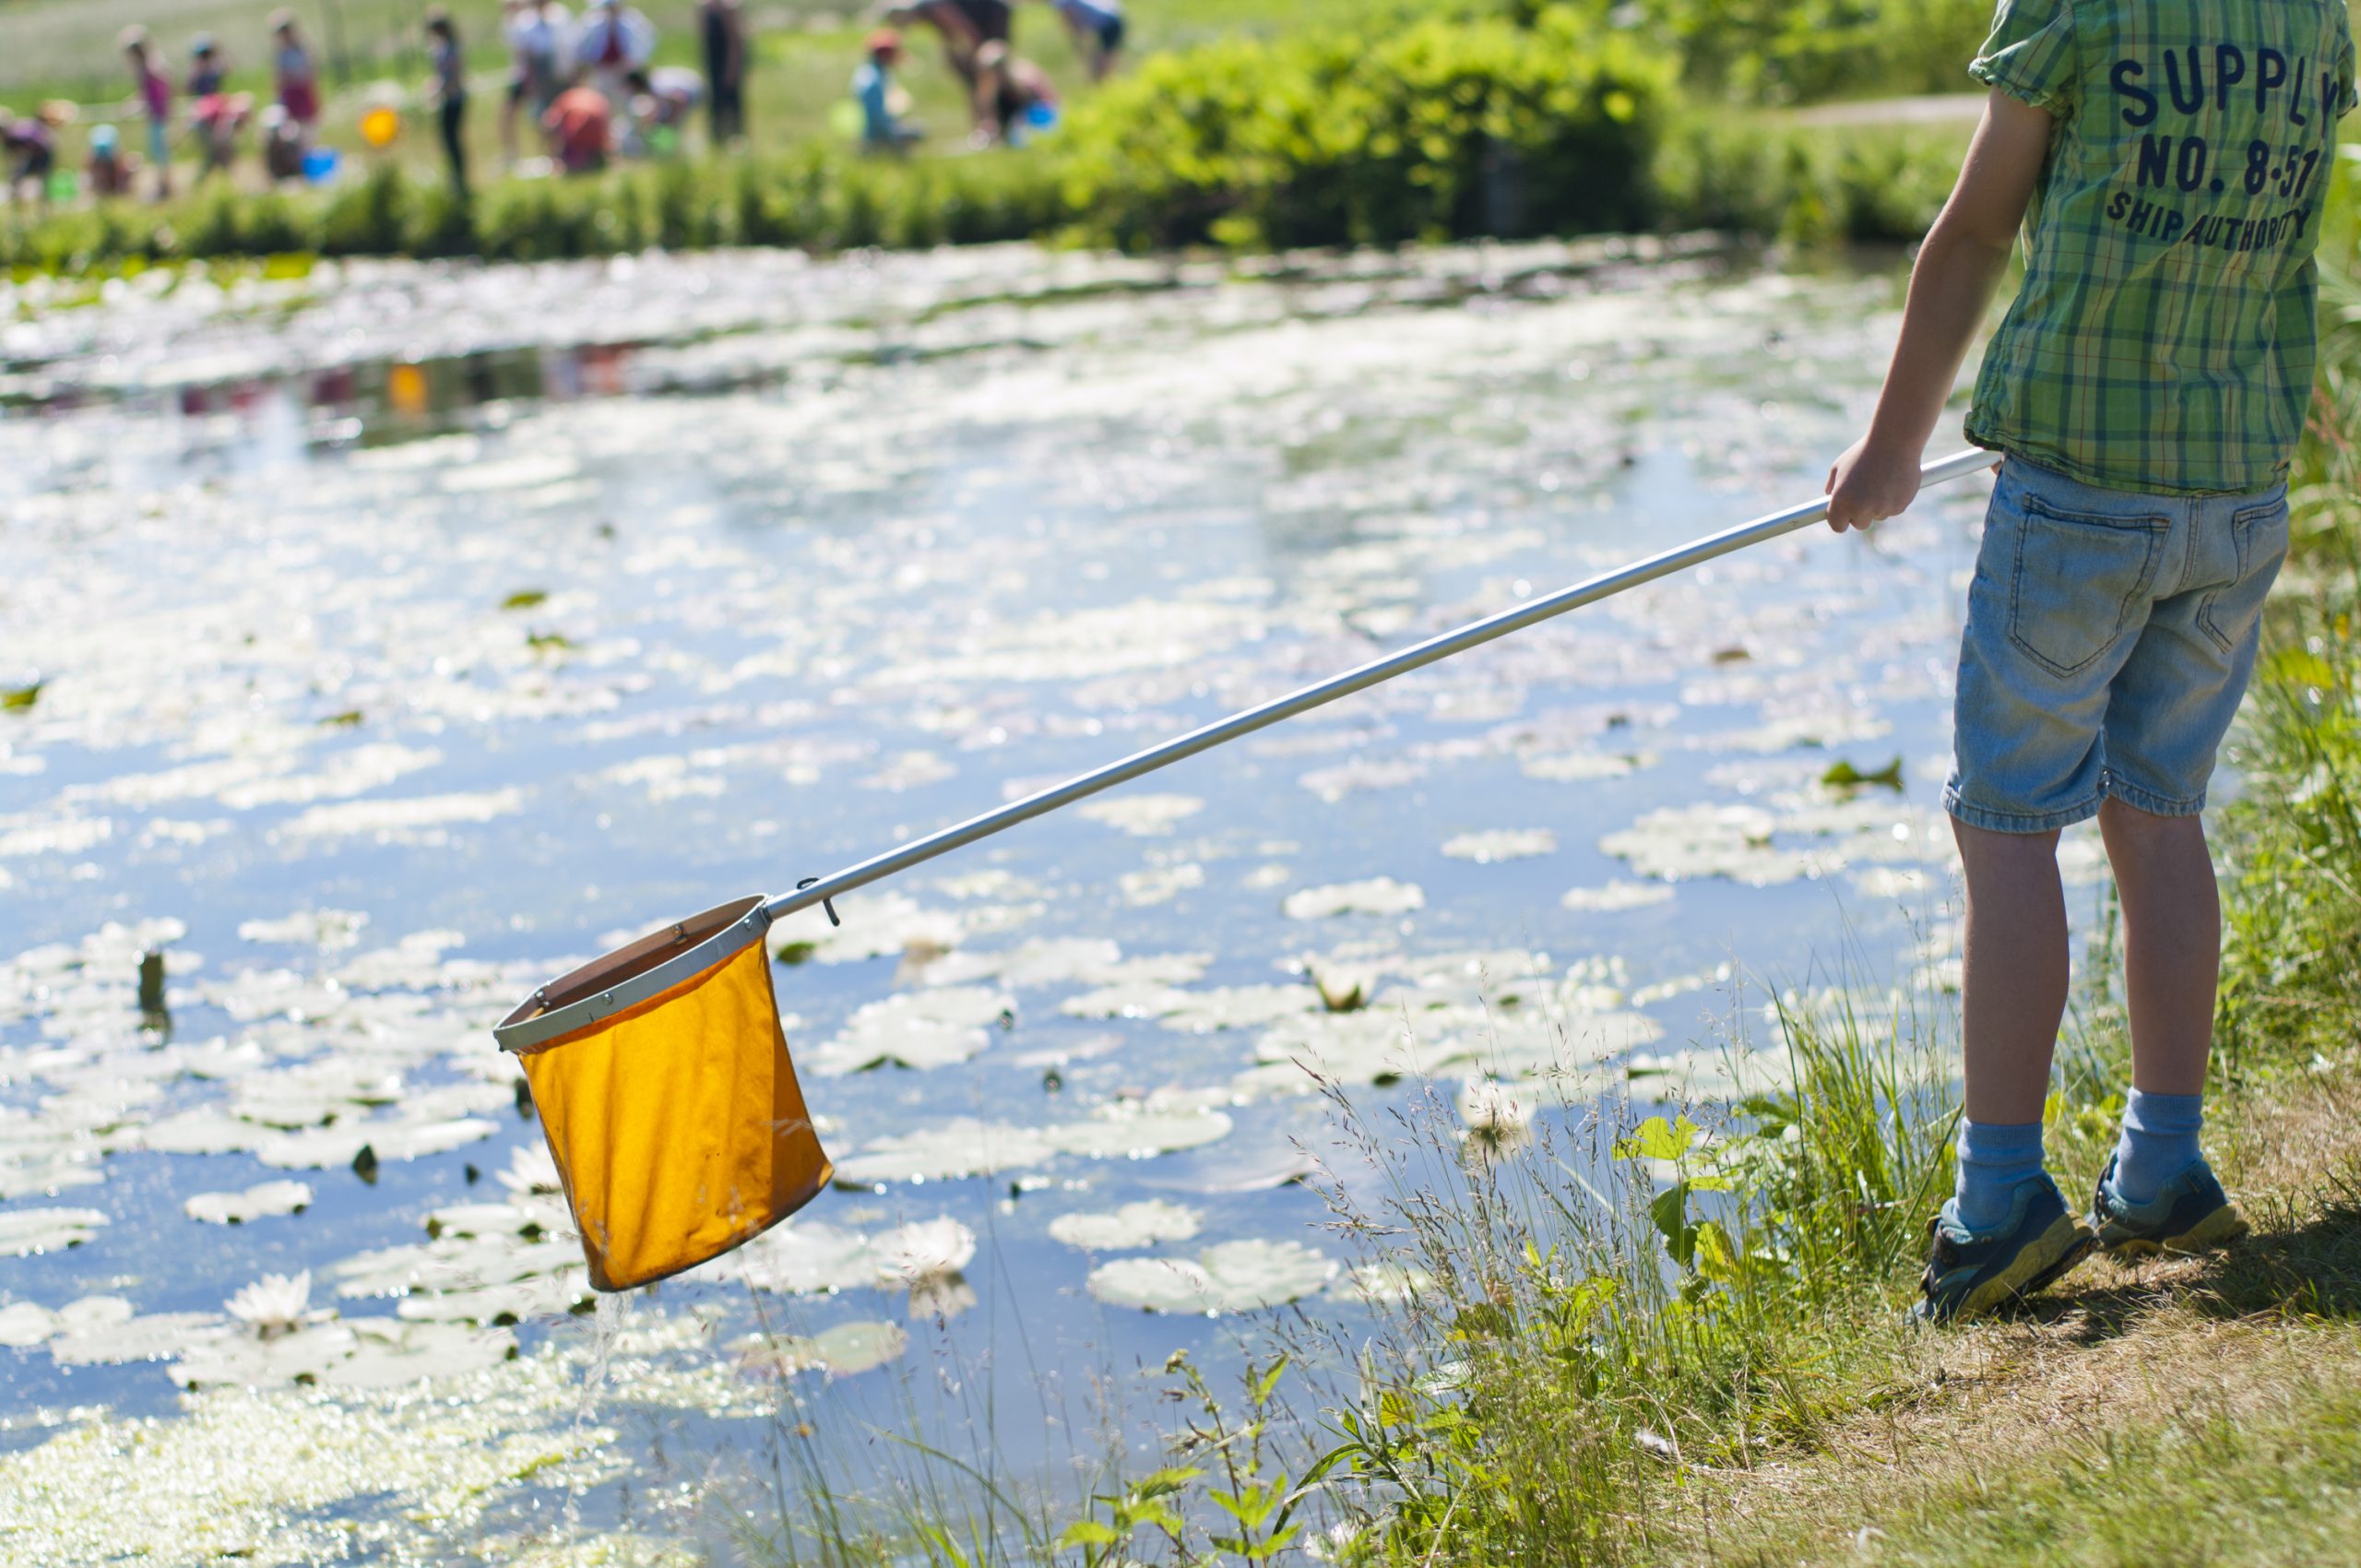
[121,27,173,201]
[1827,0,2355,1322]
[426,9,470,200]
[269,11,322,145]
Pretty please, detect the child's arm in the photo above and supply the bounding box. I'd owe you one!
[1824,89,2055,532]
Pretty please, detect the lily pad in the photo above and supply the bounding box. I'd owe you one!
[832,1119,1059,1186]
[1442,829,1558,863]
[1047,1108,1233,1160]
[738,1319,908,1379]
[51,1312,228,1367]
[702,1220,880,1295]
[1048,1200,1204,1252]
[317,1319,518,1388]
[807,987,1012,1076]
[1282,878,1425,920]
[1077,793,1204,836]
[1560,880,1677,912]
[184,1181,314,1226]
[1087,1239,1337,1315]
[0,1206,108,1256]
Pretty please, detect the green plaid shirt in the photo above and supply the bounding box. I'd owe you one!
[1967,0,2357,494]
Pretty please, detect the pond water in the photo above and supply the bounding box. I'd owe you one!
[0,239,2093,1562]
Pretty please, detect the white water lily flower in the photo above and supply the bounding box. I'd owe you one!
[225,1270,321,1340]
[869,1218,977,1286]
[1455,1075,1533,1136]
[496,1143,564,1196]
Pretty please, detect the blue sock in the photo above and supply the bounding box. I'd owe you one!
[1953,1119,2046,1235]
[2109,1088,2204,1206]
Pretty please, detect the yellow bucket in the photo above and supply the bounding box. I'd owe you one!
[495,896,831,1290]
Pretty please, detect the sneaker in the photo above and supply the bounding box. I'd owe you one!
[1913,1173,2096,1324]
[2090,1152,2248,1257]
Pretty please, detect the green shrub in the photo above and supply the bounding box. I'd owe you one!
[1061,6,1678,250]
[1621,0,1995,103]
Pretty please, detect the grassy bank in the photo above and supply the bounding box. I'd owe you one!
[1,4,1974,273]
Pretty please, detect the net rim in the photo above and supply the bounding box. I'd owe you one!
[493,894,774,1054]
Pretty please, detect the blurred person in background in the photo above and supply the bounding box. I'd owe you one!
[87,124,135,199]
[576,0,657,94]
[121,27,174,199]
[426,9,470,198]
[852,28,922,151]
[699,0,748,147]
[970,39,1056,147]
[620,65,702,158]
[503,0,575,165]
[2,108,56,209]
[880,0,1014,142]
[269,10,322,145]
[1038,0,1121,80]
[187,35,228,98]
[191,89,253,181]
[259,102,306,181]
[544,73,613,173]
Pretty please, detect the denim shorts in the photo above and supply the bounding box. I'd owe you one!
[1944,457,2289,834]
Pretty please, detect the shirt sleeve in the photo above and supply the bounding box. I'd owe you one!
[1968,0,2079,116]
[2337,25,2357,118]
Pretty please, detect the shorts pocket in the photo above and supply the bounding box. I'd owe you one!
[2005,497,2169,679]
[2196,497,2291,655]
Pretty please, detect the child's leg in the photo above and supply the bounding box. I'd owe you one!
[2095,798,2216,1201]
[1956,821,2070,1122]
[1952,819,2070,1231]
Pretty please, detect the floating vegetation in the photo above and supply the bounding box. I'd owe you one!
[1281,878,1427,920]
[1441,828,1559,862]
[184,1181,314,1226]
[737,1319,909,1379]
[1086,1239,1338,1315]
[1821,754,1907,792]
[1048,1199,1205,1252]
[0,1206,109,1255]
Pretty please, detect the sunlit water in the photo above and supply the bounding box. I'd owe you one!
[0,239,2090,1562]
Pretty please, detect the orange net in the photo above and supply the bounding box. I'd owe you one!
[510,912,830,1290]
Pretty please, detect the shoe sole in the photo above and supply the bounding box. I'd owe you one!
[1952,1214,2099,1320]
[2100,1200,2249,1259]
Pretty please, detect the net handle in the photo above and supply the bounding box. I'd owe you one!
[765,450,1994,924]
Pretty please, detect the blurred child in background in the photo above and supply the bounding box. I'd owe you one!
[971,40,1056,146]
[699,0,749,147]
[544,75,613,173]
[2,108,56,209]
[620,66,704,158]
[577,0,658,93]
[191,89,252,181]
[87,124,134,199]
[270,10,321,145]
[853,28,922,151]
[426,9,471,198]
[260,103,306,182]
[187,35,228,98]
[1040,0,1121,80]
[121,27,173,199]
[504,0,575,166]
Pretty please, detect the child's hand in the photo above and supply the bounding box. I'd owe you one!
[1824,437,1923,534]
